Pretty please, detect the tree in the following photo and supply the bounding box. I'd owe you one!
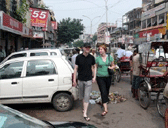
[92,34,97,43]
[0,0,7,13]
[58,18,84,44]
[73,40,84,48]
[16,0,29,23]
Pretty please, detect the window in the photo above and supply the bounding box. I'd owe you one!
[147,18,151,27]
[26,60,56,77]
[159,13,165,24]
[142,20,146,29]
[30,52,48,56]
[0,62,24,79]
[8,53,27,61]
[152,16,157,26]
[50,52,57,56]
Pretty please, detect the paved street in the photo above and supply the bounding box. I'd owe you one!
[7,70,165,128]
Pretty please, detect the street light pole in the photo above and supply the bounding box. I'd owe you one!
[82,15,100,36]
[104,0,108,30]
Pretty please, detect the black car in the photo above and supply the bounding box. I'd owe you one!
[0,104,96,128]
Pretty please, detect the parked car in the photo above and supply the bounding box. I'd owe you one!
[0,48,65,65]
[0,56,78,112]
[155,48,168,61]
[0,104,96,128]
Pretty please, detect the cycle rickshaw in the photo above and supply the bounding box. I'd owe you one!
[138,41,168,118]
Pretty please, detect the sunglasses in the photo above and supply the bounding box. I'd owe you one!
[85,46,91,48]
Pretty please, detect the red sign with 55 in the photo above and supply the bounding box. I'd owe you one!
[30,8,49,29]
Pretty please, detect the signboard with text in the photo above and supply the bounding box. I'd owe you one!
[139,27,166,38]
[155,0,164,4]
[33,31,43,38]
[3,12,23,33]
[142,3,165,17]
[30,7,49,30]
[51,21,58,30]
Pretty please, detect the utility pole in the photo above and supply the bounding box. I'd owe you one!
[82,15,100,46]
[104,0,110,51]
[104,0,108,30]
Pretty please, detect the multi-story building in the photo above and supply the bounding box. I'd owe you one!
[97,22,116,45]
[0,0,58,55]
[122,7,142,37]
[135,0,168,44]
[0,0,33,55]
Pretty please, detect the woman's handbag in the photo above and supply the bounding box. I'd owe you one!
[107,54,114,76]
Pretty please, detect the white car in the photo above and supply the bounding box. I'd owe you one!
[155,48,168,61]
[0,56,78,112]
[0,48,65,65]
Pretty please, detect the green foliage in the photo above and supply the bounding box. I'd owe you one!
[73,40,84,47]
[39,4,49,9]
[92,34,97,42]
[58,17,84,44]
[16,0,29,23]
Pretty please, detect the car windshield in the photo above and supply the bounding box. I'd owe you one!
[0,105,51,128]
[158,49,164,53]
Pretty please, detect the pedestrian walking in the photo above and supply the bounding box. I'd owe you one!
[90,48,96,58]
[0,45,6,63]
[73,43,96,121]
[131,48,141,100]
[95,44,115,116]
[71,49,78,68]
[8,45,15,55]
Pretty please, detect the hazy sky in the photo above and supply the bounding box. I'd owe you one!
[43,0,142,34]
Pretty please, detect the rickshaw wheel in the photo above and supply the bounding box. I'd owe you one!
[156,91,166,118]
[115,69,121,82]
[138,81,151,109]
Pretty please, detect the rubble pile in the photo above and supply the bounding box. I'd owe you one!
[90,91,126,105]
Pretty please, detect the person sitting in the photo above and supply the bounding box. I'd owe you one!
[115,44,126,60]
[125,50,133,57]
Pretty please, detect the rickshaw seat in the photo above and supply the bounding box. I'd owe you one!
[146,72,168,78]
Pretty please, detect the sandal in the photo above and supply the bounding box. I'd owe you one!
[84,116,90,121]
[101,111,108,116]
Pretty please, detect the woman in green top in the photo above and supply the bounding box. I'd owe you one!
[94,44,115,116]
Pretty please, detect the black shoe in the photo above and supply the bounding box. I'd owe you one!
[111,82,114,85]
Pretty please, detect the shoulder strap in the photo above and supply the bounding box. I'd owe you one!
[108,54,111,66]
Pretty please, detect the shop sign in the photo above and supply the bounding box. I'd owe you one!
[2,12,23,34]
[51,21,57,30]
[139,29,159,38]
[30,7,49,30]
[22,26,30,36]
[139,27,166,38]
[142,3,165,17]
[155,0,164,4]
[33,31,43,38]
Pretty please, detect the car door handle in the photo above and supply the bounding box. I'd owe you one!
[48,79,54,82]
[11,82,18,84]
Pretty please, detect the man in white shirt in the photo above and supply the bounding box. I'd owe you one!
[115,45,126,59]
[0,45,6,63]
[125,50,133,57]
[71,49,78,68]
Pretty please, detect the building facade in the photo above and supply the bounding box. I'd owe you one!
[97,22,116,45]
[135,1,168,44]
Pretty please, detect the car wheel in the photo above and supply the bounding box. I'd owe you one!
[52,93,73,112]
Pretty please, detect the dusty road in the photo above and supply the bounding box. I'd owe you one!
[8,74,165,128]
